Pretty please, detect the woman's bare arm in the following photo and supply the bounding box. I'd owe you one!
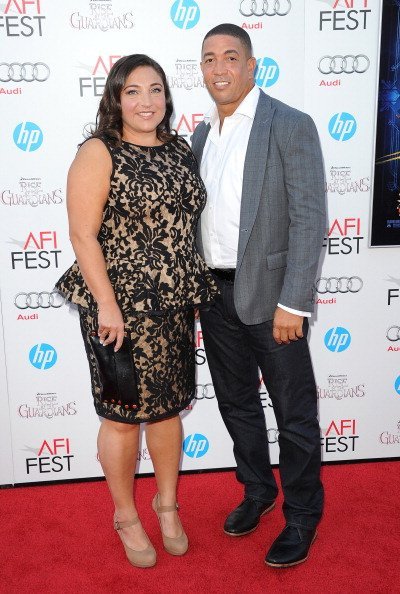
[67,139,124,350]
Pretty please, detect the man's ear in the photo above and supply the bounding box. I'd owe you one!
[248,57,257,78]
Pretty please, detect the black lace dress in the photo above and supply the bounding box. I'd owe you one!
[56,135,217,424]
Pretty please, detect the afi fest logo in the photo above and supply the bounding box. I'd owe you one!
[13,121,43,151]
[194,323,206,365]
[323,217,363,255]
[29,343,57,370]
[79,55,122,97]
[328,112,357,141]
[255,57,279,88]
[319,0,371,31]
[324,327,351,352]
[25,437,74,474]
[10,230,61,269]
[0,0,46,37]
[183,433,209,458]
[321,419,359,454]
[174,112,204,142]
[170,0,200,29]
[386,276,400,306]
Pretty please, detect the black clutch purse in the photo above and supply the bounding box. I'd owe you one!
[88,333,140,410]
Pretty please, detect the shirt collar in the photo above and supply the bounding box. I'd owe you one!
[204,85,260,127]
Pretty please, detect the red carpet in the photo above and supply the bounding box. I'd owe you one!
[1,462,399,594]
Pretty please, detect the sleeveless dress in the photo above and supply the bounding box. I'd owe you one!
[56,135,218,424]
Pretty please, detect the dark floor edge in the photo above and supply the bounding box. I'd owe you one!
[1,456,399,489]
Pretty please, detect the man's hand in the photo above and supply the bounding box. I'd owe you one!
[273,307,304,345]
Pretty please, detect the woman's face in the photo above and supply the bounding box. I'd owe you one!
[120,65,166,144]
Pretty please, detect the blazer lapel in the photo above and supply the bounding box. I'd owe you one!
[192,122,211,257]
[191,122,211,164]
[237,91,275,273]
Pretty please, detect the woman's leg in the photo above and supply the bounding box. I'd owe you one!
[145,415,183,538]
[97,418,150,550]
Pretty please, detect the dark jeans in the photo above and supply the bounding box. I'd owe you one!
[200,278,323,530]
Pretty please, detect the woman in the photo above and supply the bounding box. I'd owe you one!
[56,54,217,568]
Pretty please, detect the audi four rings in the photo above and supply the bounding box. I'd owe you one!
[239,0,291,17]
[315,277,363,294]
[194,384,215,399]
[14,291,65,309]
[318,55,370,75]
[0,62,50,83]
[386,326,400,342]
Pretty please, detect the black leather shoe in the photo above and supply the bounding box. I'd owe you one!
[265,525,317,568]
[224,498,275,536]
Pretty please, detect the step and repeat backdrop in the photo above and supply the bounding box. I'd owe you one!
[1,0,399,486]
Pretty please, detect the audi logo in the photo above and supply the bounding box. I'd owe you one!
[386,326,400,342]
[14,291,65,310]
[0,62,50,83]
[314,277,363,294]
[318,55,370,75]
[239,0,291,17]
[194,384,215,400]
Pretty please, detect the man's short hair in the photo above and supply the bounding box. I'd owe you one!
[202,23,253,57]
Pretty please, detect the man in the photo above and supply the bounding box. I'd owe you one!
[192,24,326,568]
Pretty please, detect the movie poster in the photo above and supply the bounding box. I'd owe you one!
[371,0,400,246]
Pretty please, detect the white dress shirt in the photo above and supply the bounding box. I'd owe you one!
[200,85,309,318]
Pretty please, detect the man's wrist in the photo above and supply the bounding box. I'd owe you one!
[277,303,310,317]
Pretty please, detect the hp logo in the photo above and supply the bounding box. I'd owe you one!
[13,122,43,152]
[255,57,279,88]
[170,0,200,29]
[29,343,57,370]
[328,112,357,141]
[395,376,400,396]
[183,433,209,458]
[324,327,351,353]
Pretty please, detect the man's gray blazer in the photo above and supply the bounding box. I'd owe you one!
[192,89,326,325]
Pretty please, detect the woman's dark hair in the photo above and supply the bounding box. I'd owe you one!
[88,54,175,145]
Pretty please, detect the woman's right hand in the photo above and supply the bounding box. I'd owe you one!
[97,301,125,351]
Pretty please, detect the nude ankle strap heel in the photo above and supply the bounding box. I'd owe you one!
[152,494,189,556]
[114,516,157,568]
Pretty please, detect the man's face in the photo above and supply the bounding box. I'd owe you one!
[201,34,256,115]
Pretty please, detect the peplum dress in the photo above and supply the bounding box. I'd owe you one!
[56,135,218,424]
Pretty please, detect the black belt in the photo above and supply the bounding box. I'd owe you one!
[210,268,236,282]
